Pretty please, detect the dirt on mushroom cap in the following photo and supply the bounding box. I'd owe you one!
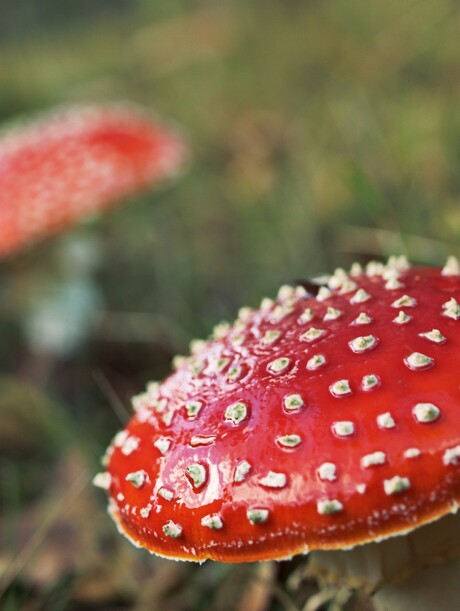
[97,257,460,563]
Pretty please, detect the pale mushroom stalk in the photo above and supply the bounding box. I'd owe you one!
[308,511,460,611]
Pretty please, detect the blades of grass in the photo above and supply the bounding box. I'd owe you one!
[92,369,130,426]
[0,469,91,598]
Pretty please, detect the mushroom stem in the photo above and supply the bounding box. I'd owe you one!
[306,511,460,610]
[372,556,460,611]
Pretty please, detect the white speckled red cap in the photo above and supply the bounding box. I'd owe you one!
[96,256,460,562]
[0,103,186,257]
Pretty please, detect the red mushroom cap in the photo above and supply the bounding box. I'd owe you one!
[0,104,186,257]
[97,257,460,562]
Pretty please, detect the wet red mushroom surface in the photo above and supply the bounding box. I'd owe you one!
[96,257,460,563]
[0,104,186,257]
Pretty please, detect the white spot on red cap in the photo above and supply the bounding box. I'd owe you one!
[384,476,410,495]
[93,472,111,490]
[163,521,183,538]
[317,462,337,481]
[413,402,441,423]
[393,311,412,324]
[190,339,206,355]
[443,445,460,465]
[227,365,245,383]
[277,285,296,301]
[404,352,434,371]
[158,487,174,501]
[366,261,385,276]
[147,381,160,399]
[387,255,411,272]
[153,436,171,455]
[404,448,421,459]
[327,268,348,290]
[352,312,372,325]
[260,297,274,312]
[307,354,326,370]
[121,436,140,456]
[377,412,395,429]
[237,307,253,321]
[361,374,380,391]
[206,357,230,375]
[295,285,309,298]
[385,277,404,290]
[189,435,217,447]
[419,329,446,344]
[212,322,230,340]
[140,504,152,518]
[276,434,302,449]
[234,460,251,483]
[323,307,342,321]
[442,298,460,320]
[224,401,248,425]
[332,421,355,437]
[392,295,417,308]
[317,499,343,515]
[161,411,175,427]
[230,333,246,347]
[300,327,326,342]
[298,308,314,323]
[350,289,371,304]
[260,471,287,488]
[188,358,205,377]
[261,330,282,345]
[383,267,404,287]
[247,508,269,524]
[186,463,207,489]
[441,256,460,276]
[114,430,129,448]
[361,451,386,468]
[125,470,148,488]
[350,262,363,276]
[201,514,223,530]
[131,393,149,413]
[317,287,332,302]
[329,380,352,397]
[267,357,291,374]
[172,355,186,370]
[271,304,294,323]
[283,394,304,413]
[185,401,203,419]
[339,279,358,294]
[348,335,378,354]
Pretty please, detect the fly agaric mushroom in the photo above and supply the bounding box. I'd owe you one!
[96,256,460,608]
[0,103,186,257]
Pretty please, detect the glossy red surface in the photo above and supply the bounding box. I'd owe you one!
[0,104,186,256]
[104,263,460,562]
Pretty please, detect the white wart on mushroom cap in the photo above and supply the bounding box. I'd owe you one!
[97,257,460,562]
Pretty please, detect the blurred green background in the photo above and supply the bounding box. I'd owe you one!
[1,0,459,609]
